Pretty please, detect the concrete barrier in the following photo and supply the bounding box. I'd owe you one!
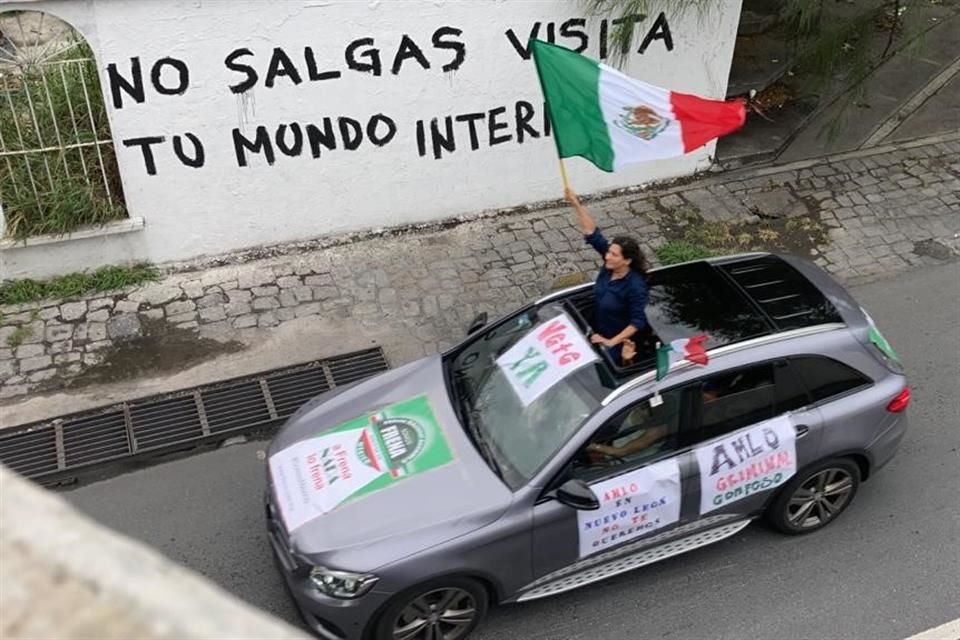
[0,464,310,640]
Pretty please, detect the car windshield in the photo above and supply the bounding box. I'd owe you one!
[445,301,614,489]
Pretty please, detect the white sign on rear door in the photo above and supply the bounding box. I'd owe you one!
[694,414,797,515]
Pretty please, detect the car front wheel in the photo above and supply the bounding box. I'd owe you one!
[373,577,489,640]
[767,458,861,534]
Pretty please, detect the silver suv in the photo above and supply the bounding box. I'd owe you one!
[265,252,909,640]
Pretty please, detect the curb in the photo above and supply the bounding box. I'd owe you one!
[904,619,960,640]
[861,54,960,148]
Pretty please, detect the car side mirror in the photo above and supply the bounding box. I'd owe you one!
[467,312,488,335]
[554,478,600,511]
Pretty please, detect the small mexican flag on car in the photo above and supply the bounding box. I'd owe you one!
[656,335,710,381]
[530,39,747,172]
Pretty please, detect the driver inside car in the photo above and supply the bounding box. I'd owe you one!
[585,404,671,462]
[584,380,725,463]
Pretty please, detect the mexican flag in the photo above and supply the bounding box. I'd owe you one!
[656,335,709,381]
[530,39,747,172]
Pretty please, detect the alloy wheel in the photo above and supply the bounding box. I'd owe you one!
[393,587,478,640]
[786,467,856,529]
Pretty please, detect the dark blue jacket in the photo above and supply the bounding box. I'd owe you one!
[585,228,649,342]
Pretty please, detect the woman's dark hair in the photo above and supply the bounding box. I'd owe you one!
[611,235,649,278]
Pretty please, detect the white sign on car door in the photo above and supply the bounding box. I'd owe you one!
[694,414,797,514]
[577,457,682,558]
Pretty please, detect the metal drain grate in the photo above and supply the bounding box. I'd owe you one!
[0,347,389,484]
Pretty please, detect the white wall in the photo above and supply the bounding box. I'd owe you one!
[1,0,743,279]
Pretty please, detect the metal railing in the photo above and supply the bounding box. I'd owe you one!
[0,10,126,237]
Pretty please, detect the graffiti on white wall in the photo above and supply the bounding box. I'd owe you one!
[106,14,676,174]
[3,0,743,280]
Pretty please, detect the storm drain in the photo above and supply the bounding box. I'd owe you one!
[0,347,389,485]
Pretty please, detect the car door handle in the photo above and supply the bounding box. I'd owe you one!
[795,424,810,438]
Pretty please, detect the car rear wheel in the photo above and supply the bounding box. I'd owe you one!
[767,458,860,535]
[373,577,489,640]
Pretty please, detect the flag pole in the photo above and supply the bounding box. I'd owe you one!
[558,158,570,190]
[651,340,664,407]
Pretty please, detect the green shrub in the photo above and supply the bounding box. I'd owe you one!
[655,241,715,265]
[0,263,160,305]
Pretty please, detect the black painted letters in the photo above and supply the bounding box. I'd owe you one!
[225,48,258,93]
[172,133,205,168]
[123,135,165,175]
[107,57,145,109]
[151,57,190,95]
[346,37,382,76]
[265,47,303,88]
[110,16,679,175]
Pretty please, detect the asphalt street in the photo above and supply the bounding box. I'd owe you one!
[65,262,960,640]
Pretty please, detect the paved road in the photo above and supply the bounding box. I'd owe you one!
[66,262,960,640]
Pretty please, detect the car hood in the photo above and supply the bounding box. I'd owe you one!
[266,355,513,570]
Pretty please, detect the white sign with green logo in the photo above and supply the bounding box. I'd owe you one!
[269,395,454,531]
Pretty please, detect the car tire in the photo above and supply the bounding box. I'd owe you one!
[766,457,861,535]
[371,576,489,640]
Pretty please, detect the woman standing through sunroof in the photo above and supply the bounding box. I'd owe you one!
[564,188,649,366]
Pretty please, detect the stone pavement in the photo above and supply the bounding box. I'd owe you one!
[2,130,958,427]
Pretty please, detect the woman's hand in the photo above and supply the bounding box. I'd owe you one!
[622,339,637,363]
[590,334,612,347]
[564,187,581,208]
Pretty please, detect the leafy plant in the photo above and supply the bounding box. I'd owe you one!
[656,240,715,265]
[0,262,160,305]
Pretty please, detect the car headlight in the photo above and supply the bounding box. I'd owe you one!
[309,566,378,599]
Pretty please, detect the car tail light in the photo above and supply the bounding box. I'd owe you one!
[886,386,911,413]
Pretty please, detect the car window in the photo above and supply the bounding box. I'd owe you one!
[693,364,777,443]
[773,360,813,412]
[447,301,612,489]
[789,356,871,403]
[682,361,810,446]
[570,386,686,484]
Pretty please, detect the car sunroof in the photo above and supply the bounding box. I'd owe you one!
[645,262,772,350]
[718,256,843,331]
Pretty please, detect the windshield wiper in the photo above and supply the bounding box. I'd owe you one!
[466,409,504,479]
[448,366,504,479]
[450,373,473,425]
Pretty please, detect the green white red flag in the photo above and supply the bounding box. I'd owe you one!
[656,335,709,381]
[530,39,747,172]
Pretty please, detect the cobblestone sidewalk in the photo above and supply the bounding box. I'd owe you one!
[1,131,958,406]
